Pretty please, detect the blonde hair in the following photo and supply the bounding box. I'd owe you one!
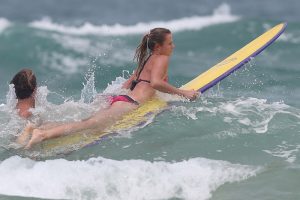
[134,28,171,75]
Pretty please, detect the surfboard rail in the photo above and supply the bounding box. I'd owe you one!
[181,22,287,93]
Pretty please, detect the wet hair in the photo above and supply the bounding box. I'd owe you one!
[134,27,171,75]
[10,69,37,99]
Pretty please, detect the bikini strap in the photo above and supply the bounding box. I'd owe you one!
[136,55,151,80]
[130,55,151,91]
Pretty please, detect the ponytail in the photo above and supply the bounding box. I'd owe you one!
[134,28,171,76]
[134,34,149,76]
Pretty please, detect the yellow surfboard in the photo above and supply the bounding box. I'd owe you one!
[36,23,286,155]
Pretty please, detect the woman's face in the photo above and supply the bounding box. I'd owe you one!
[157,33,175,56]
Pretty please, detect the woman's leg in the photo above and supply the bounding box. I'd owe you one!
[25,102,137,149]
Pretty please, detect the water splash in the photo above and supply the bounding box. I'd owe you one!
[80,71,98,104]
[5,84,17,111]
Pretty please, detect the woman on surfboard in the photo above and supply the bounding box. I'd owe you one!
[19,28,199,149]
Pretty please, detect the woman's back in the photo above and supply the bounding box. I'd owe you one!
[128,55,157,103]
[129,54,170,103]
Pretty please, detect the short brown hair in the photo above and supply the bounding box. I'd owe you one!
[10,69,37,99]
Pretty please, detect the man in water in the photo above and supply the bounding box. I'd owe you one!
[10,69,37,118]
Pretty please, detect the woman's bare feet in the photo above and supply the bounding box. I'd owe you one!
[16,122,36,146]
[25,129,46,149]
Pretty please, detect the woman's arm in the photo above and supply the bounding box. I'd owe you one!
[150,55,199,100]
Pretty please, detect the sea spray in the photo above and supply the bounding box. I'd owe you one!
[80,71,98,104]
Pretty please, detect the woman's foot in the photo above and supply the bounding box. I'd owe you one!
[25,129,45,149]
[16,122,36,146]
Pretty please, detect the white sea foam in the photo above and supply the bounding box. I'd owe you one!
[171,106,204,120]
[0,18,11,33]
[0,156,259,200]
[29,3,239,36]
[217,98,293,134]
[39,51,88,74]
[277,32,300,44]
[263,141,300,163]
[50,33,95,54]
[38,33,133,73]
[170,97,299,134]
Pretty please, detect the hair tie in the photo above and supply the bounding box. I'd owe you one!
[146,31,151,54]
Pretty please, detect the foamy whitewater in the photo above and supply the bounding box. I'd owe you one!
[0,156,259,200]
[0,1,300,200]
[28,4,238,36]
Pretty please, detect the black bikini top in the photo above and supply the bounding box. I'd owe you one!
[130,56,151,91]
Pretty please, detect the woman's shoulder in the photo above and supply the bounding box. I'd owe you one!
[151,54,169,65]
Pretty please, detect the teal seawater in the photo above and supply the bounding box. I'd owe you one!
[0,1,299,200]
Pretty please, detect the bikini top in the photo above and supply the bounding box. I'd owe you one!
[130,55,168,91]
[129,78,150,91]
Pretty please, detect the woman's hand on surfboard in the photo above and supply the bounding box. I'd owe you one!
[180,89,200,101]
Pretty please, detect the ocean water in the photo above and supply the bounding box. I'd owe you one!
[0,0,300,199]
